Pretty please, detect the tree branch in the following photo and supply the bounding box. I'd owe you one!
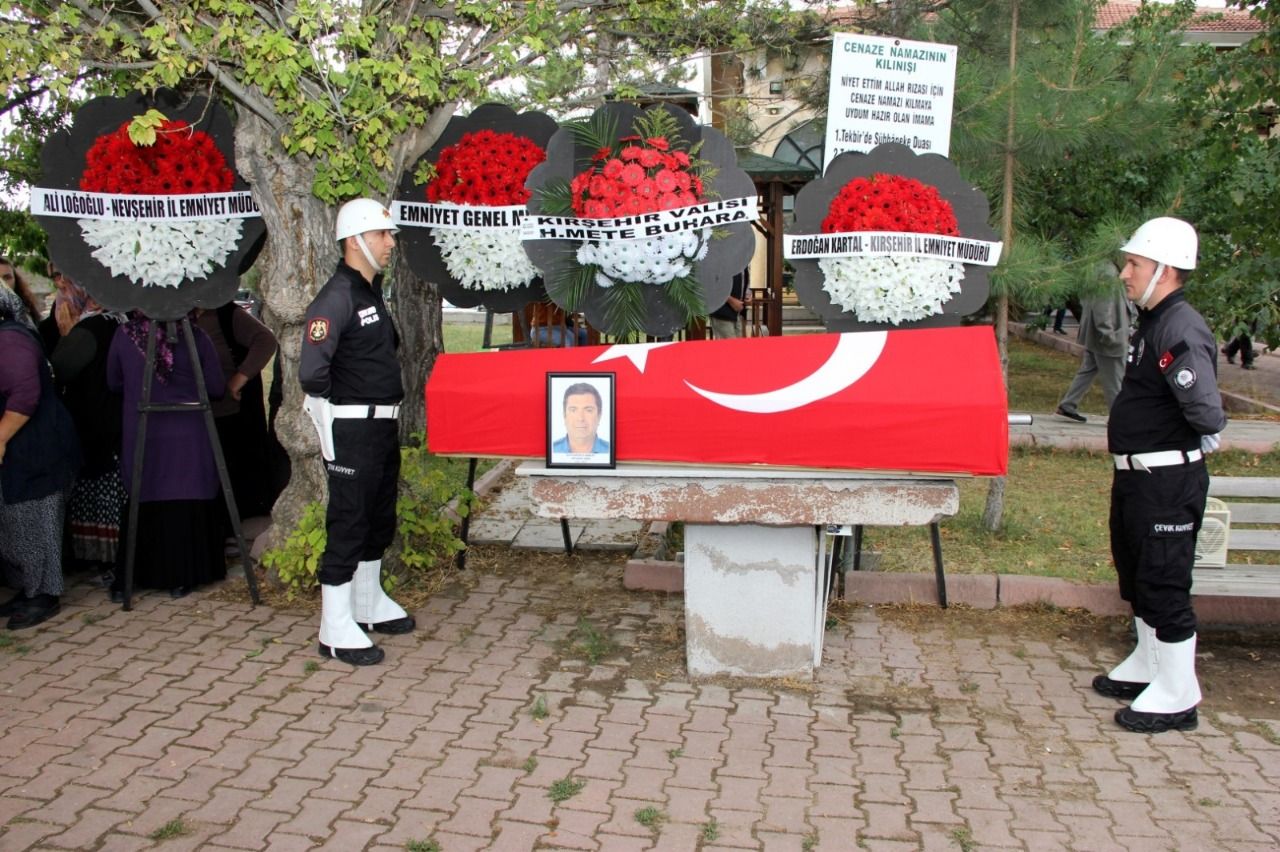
[130,0,282,128]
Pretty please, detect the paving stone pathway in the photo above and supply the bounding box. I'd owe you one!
[2,555,1278,851]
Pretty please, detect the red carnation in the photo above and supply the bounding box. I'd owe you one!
[568,126,704,219]
[821,173,958,236]
[425,130,546,206]
[620,162,645,187]
[638,148,663,168]
[80,119,234,195]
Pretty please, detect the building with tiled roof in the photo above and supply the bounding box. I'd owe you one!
[1094,2,1264,48]
[826,2,1263,48]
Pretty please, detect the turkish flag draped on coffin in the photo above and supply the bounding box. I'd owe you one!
[426,326,1008,476]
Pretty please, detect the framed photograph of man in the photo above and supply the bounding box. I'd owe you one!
[546,372,616,469]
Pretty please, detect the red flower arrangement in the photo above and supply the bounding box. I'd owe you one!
[569,135,704,218]
[80,119,234,195]
[426,130,545,206]
[821,173,958,235]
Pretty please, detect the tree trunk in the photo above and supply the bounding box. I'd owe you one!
[389,251,443,443]
[983,0,1019,533]
[235,112,336,551]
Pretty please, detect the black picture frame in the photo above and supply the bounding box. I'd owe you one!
[546,372,616,469]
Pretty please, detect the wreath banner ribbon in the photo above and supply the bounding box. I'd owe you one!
[785,230,1002,265]
[31,188,261,221]
[393,201,527,230]
[521,196,756,243]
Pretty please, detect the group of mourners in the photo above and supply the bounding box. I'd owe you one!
[0,256,284,630]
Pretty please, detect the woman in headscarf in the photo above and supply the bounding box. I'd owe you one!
[38,261,90,355]
[0,256,41,328]
[49,274,126,583]
[0,287,80,629]
[107,311,226,599]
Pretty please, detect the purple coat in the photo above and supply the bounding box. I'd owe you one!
[107,325,226,502]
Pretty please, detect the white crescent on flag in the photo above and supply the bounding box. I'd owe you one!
[683,331,888,414]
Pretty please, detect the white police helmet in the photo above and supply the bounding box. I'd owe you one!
[334,198,398,242]
[1120,217,1197,270]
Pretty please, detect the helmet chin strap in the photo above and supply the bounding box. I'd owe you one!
[1137,261,1164,308]
[354,233,382,274]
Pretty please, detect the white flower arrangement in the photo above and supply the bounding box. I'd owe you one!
[78,218,244,289]
[433,226,538,291]
[577,231,707,288]
[818,255,966,324]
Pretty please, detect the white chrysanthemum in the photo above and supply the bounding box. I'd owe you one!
[79,219,244,288]
[433,226,538,291]
[575,231,704,287]
[818,255,965,324]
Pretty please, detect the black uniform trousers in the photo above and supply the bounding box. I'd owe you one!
[1109,461,1208,643]
[318,418,400,586]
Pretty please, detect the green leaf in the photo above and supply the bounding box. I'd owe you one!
[127,108,168,146]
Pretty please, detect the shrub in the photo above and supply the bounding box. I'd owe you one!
[259,434,474,599]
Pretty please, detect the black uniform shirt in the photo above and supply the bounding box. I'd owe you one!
[299,261,404,404]
[1107,290,1226,455]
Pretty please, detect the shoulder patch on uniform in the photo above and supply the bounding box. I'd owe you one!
[307,317,330,344]
[1157,340,1189,372]
[1174,367,1196,389]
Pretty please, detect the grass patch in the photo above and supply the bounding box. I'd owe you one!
[667,747,683,759]
[442,319,513,354]
[951,826,976,852]
[81,612,105,625]
[1251,721,1280,746]
[303,660,320,674]
[149,819,191,841]
[530,694,548,721]
[1006,336,1102,415]
[0,634,30,654]
[702,818,720,842]
[634,806,666,828]
[405,840,440,852]
[572,617,616,664]
[522,755,538,772]
[547,775,586,803]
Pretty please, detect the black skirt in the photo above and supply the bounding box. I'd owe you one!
[116,498,225,592]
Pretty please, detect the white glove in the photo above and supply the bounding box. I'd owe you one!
[1200,432,1221,454]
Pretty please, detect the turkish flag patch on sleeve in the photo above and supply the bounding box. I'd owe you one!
[307,317,330,344]
[1158,340,1188,372]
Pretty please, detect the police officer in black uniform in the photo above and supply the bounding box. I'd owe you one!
[300,198,414,666]
[1092,217,1226,733]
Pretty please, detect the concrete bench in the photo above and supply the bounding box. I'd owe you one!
[518,463,959,679]
[1192,476,1280,597]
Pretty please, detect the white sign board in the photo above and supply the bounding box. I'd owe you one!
[823,32,957,167]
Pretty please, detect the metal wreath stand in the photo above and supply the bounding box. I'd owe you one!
[120,314,261,611]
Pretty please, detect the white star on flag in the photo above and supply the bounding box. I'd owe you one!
[591,342,678,373]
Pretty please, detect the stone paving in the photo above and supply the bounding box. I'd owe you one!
[2,558,1279,851]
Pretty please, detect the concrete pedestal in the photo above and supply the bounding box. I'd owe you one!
[684,523,821,677]
[518,463,959,678]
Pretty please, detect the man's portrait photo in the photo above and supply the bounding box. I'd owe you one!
[547,373,615,468]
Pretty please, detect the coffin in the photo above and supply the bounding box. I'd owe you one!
[426,326,1008,476]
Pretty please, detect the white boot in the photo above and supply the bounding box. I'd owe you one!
[353,560,415,634]
[1093,617,1156,699]
[318,582,384,666]
[1116,633,1200,733]
[1110,618,1157,681]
